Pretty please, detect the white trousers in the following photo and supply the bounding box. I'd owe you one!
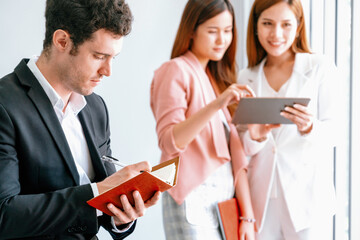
[257,193,333,240]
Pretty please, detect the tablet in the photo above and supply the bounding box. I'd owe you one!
[232,97,311,124]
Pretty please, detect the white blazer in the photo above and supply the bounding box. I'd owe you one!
[238,53,340,232]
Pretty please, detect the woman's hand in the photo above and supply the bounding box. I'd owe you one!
[172,83,254,149]
[239,221,256,240]
[280,104,313,134]
[215,84,255,109]
[247,124,280,142]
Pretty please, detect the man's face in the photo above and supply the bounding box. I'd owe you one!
[59,29,123,96]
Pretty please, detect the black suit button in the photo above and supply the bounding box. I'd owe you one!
[80,226,88,231]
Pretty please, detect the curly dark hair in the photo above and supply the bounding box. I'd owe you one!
[43,0,133,55]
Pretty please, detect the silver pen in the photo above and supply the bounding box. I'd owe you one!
[101,155,126,168]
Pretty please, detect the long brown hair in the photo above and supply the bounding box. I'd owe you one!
[247,0,311,67]
[172,0,238,101]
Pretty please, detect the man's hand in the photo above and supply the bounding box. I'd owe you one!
[108,190,161,226]
[96,161,161,225]
[97,161,151,194]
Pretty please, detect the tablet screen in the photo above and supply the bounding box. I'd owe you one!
[232,97,311,124]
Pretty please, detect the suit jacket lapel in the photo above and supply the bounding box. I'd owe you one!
[78,107,108,181]
[15,59,80,185]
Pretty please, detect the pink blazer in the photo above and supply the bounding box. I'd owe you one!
[150,51,247,204]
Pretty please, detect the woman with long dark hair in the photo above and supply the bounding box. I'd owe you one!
[151,0,256,239]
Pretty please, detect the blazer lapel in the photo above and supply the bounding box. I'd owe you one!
[78,107,108,181]
[183,52,215,104]
[278,53,314,142]
[285,53,313,98]
[183,52,230,160]
[243,60,264,96]
[15,59,80,185]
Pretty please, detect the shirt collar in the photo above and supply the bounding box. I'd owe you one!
[27,56,87,116]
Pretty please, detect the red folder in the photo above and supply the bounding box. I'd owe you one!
[216,198,240,240]
[87,157,179,216]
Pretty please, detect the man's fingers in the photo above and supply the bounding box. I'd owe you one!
[129,161,152,173]
[107,202,131,225]
[133,191,146,217]
[144,191,161,208]
[108,191,152,226]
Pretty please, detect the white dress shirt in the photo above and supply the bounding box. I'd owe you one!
[27,57,95,185]
[27,57,130,232]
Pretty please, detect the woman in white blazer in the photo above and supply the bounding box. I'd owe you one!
[238,1,339,239]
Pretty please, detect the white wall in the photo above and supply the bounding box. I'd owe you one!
[233,0,253,69]
[0,1,248,239]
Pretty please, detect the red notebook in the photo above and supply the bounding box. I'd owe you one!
[216,198,240,240]
[87,157,179,216]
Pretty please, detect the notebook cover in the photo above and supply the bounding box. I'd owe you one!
[87,157,179,216]
[217,198,240,240]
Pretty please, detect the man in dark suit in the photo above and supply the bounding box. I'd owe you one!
[0,0,160,239]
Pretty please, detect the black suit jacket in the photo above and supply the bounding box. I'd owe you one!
[0,59,135,239]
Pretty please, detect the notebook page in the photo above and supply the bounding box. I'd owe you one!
[151,163,176,185]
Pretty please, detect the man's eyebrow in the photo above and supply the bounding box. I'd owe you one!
[93,51,111,57]
[93,51,121,58]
